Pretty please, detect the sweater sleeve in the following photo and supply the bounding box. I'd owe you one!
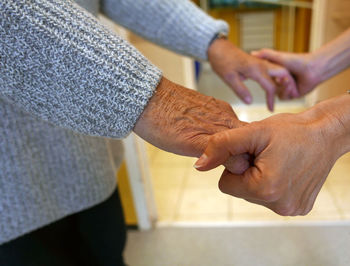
[100,0,229,60]
[0,0,162,138]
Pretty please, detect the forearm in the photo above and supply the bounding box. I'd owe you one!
[1,0,161,138]
[134,77,230,157]
[133,77,244,156]
[100,0,228,60]
[311,28,350,83]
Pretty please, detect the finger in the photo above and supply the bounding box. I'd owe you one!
[251,49,286,66]
[224,153,250,175]
[284,76,299,98]
[280,84,290,100]
[278,79,293,100]
[218,168,265,201]
[268,66,299,99]
[194,127,256,171]
[252,49,303,99]
[254,74,276,112]
[224,73,253,104]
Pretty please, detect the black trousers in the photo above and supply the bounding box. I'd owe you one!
[0,188,127,266]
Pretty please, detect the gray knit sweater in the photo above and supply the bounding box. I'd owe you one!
[0,0,228,244]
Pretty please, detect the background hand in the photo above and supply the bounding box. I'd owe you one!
[134,77,249,174]
[252,49,321,98]
[194,97,349,215]
[208,38,298,111]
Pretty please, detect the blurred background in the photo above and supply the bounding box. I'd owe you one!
[101,0,350,265]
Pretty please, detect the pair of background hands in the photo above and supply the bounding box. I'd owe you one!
[134,38,346,216]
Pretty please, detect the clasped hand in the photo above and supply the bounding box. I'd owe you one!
[195,97,348,216]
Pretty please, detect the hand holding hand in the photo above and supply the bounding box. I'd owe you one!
[195,95,350,215]
[253,29,350,98]
[208,38,298,111]
[252,49,321,97]
[134,77,249,174]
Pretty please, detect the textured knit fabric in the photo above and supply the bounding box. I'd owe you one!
[0,0,228,244]
[101,0,229,60]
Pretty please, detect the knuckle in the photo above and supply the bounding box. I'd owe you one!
[255,180,281,202]
[250,67,263,79]
[224,72,236,83]
[274,202,297,216]
[209,134,223,147]
[301,208,312,216]
[257,188,280,202]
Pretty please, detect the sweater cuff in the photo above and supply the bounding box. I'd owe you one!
[118,65,163,138]
[191,18,229,60]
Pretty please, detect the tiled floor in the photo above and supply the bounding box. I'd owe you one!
[147,64,350,223]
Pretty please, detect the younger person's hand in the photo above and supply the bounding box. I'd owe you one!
[194,95,350,215]
[252,49,321,97]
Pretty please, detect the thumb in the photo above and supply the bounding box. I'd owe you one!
[251,49,287,67]
[194,127,255,171]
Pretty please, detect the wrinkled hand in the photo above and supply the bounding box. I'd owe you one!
[134,77,249,174]
[252,49,321,98]
[194,96,350,215]
[208,39,298,111]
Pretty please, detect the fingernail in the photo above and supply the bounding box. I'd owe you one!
[194,154,208,169]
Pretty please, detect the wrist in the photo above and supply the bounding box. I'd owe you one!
[307,52,327,86]
[304,95,350,158]
[133,77,176,146]
[208,37,238,63]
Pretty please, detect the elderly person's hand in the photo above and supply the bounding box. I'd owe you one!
[194,94,350,216]
[134,77,250,174]
[208,38,298,111]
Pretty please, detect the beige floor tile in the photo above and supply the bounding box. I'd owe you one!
[327,180,350,213]
[235,106,306,123]
[324,153,350,218]
[229,198,287,221]
[151,150,195,169]
[145,143,160,163]
[150,167,188,190]
[178,188,230,215]
[185,166,224,189]
[157,210,177,222]
[154,188,182,221]
[326,161,350,184]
